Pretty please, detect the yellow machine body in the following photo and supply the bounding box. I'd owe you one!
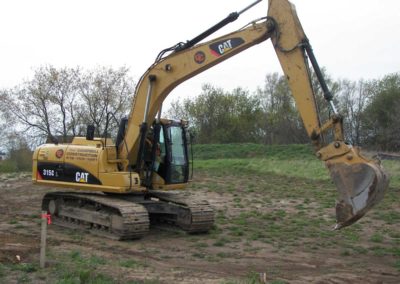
[32,0,389,231]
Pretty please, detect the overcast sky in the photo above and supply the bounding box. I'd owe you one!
[1,0,399,109]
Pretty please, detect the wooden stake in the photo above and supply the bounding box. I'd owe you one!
[40,211,48,268]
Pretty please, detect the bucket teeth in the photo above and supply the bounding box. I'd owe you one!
[327,160,389,230]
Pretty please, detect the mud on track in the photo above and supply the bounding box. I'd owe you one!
[0,172,399,283]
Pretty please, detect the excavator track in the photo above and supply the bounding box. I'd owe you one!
[42,192,149,240]
[145,191,215,233]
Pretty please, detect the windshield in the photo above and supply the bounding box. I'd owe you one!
[170,126,185,165]
[166,125,188,183]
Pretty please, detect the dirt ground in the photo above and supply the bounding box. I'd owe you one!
[0,172,399,283]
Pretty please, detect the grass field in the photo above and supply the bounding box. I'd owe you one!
[193,144,400,257]
[0,144,399,283]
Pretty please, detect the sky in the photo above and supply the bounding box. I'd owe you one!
[0,0,399,110]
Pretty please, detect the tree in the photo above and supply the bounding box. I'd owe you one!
[47,66,81,138]
[1,65,135,146]
[256,73,308,144]
[337,79,373,146]
[167,84,264,144]
[6,134,33,171]
[77,66,134,137]
[2,69,56,144]
[0,91,10,151]
[362,73,400,151]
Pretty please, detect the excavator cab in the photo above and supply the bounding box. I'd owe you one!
[142,120,190,188]
[157,120,190,184]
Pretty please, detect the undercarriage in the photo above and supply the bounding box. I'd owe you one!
[41,190,215,240]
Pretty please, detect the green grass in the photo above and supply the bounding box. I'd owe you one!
[119,259,146,269]
[222,271,288,284]
[0,264,5,278]
[370,233,384,243]
[394,260,400,271]
[49,250,113,283]
[0,263,38,284]
[193,143,315,160]
[8,219,19,225]
[10,263,38,273]
[195,158,329,181]
[193,143,400,182]
[213,237,230,247]
[191,144,400,259]
[372,211,400,224]
[56,270,113,284]
[0,248,154,284]
[0,159,18,173]
[382,160,400,188]
[192,143,331,181]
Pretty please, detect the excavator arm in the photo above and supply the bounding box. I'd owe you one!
[121,0,387,229]
[268,0,389,229]
[118,0,388,229]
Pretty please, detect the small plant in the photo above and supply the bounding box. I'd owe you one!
[244,271,261,284]
[228,226,244,237]
[0,264,5,278]
[57,269,113,284]
[192,242,208,248]
[12,263,37,273]
[394,260,400,272]
[343,230,361,243]
[370,246,388,256]
[341,250,351,256]
[269,280,288,284]
[352,246,368,255]
[70,250,81,260]
[119,259,145,269]
[8,219,18,225]
[88,255,107,266]
[192,252,206,259]
[213,237,229,247]
[370,233,384,243]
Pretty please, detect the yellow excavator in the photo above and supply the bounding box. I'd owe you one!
[32,0,388,239]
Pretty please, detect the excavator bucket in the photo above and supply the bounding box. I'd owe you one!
[325,147,389,229]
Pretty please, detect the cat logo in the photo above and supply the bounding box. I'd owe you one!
[76,172,89,183]
[218,39,233,54]
[209,37,244,57]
